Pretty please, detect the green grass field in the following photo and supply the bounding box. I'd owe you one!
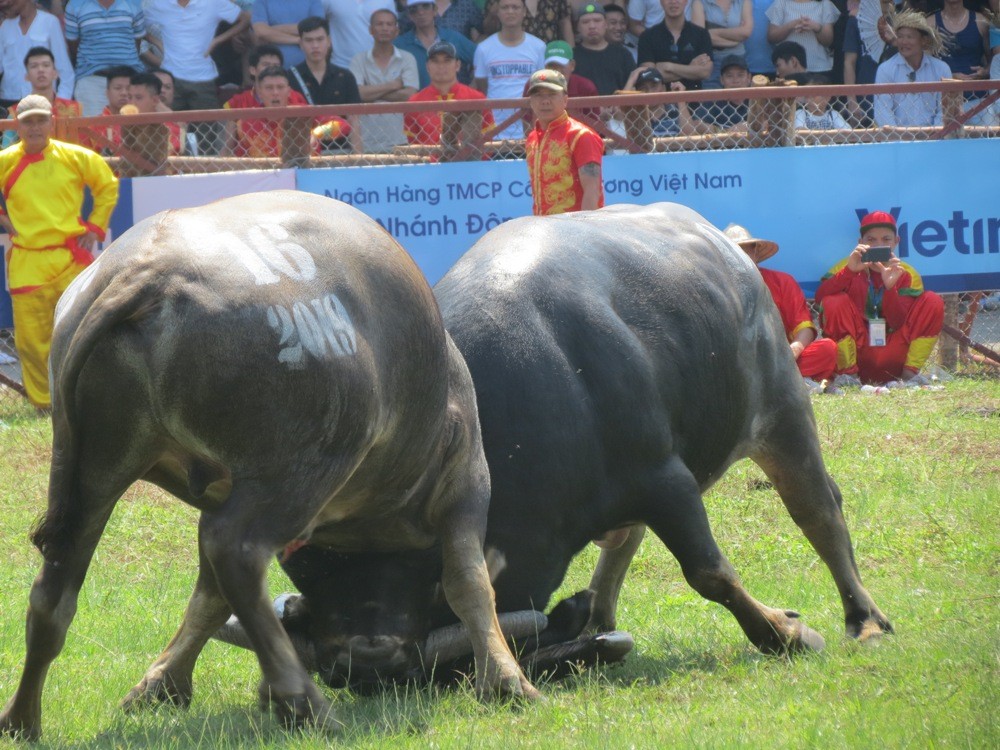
[1,379,997,748]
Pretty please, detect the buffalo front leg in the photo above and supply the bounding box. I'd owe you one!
[754,426,892,642]
[642,457,826,655]
[196,507,341,733]
[440,512,540,700]
[0,480,122,740]
[585,524,646,634]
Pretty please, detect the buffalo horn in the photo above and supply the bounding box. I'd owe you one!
[422,610,548,664]
[213,616,319,673]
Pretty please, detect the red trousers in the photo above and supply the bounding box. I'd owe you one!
[820,291,944,384]
[796,337,838,381]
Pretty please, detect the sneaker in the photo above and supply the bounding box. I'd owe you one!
[902,372,932,387]
[823,383,845,396]
[833,373,862,389]
[802,377,824,394]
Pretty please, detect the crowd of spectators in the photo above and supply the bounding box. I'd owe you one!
[0,0,995,158]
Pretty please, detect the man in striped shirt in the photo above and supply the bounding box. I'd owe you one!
[65,0,146,116]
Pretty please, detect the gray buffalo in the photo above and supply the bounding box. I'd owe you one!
[252,202,892,678]
[0,191,537,741]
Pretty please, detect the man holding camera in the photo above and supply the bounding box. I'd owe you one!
[816,211,944,387]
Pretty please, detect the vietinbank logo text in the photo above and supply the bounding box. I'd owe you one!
[854,207,1000,258]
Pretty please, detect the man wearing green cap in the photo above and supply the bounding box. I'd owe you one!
[572,3,637,94]
[524,69,604,215]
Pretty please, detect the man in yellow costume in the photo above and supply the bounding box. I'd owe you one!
[0,94,118,409]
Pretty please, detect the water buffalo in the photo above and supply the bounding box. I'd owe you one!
[0,191,537,741]
[245,202,891,678]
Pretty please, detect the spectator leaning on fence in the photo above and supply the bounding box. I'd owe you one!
[815,210,944,387]
[224,66,314,157]
[724,224,840,394]
[474,0,547,139]
[289,16,364,153]
[524,69,605,215]
[0,94,119,409]
[675,53,751,133]
[64,0,145,117]
[404,40,495,146]
[128,71,182,153]
[637,0,714,90]
[395,0,478,89]
[350,9,419,153]
[251,0,323,69]
[622,66,682,135]
[224,45,308,152]
[572,3,637,95]
[0,0,75,107]
[873,10,951,128]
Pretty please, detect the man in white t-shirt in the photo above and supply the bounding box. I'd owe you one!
[0,0,74,106]
[145,0,250,153]
[473,0,545,140]
[322,0,396,68]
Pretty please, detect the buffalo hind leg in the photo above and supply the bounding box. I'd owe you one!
[753,416,892,642]
[584,524,646,634]
[643,456,825,655]
[0,475,128,740]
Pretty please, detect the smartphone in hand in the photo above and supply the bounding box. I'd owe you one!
[861,246,892,263]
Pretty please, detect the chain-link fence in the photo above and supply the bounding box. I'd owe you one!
[0,78,992,174]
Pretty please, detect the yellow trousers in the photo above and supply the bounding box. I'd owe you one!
[9,249,85,408]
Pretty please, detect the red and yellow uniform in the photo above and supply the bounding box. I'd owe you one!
[525,112,604,216]
[0,138,118,407]
[404,83,495,146]
[225,89,320,158]
[759,267,837,381]
[816,259,943,384]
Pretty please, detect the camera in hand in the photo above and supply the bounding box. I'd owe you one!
[861,246,892,264]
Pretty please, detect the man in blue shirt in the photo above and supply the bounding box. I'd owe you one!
[395,0,476,89]
[64,0,146,115]
[251,0,323,68]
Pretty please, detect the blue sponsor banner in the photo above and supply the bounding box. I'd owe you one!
[297,139,998,296]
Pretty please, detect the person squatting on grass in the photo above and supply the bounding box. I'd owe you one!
[0,94,118,409]
[816,210,944,388]
[725,224,840,395]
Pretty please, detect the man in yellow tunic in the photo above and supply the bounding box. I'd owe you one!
[0,94,118,409]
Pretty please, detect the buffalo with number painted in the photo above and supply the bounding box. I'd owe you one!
[0,191,537,741]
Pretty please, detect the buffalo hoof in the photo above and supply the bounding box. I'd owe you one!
[848,613,894,644]
[756,610,826,655]
[0,706,41,742]
[120,674,193,713]
[522,631,635,680]
[258,680,343,734]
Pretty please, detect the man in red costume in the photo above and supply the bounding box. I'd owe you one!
[725,224,839,395]
[816,211,944,387]
[524,68,604,216]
